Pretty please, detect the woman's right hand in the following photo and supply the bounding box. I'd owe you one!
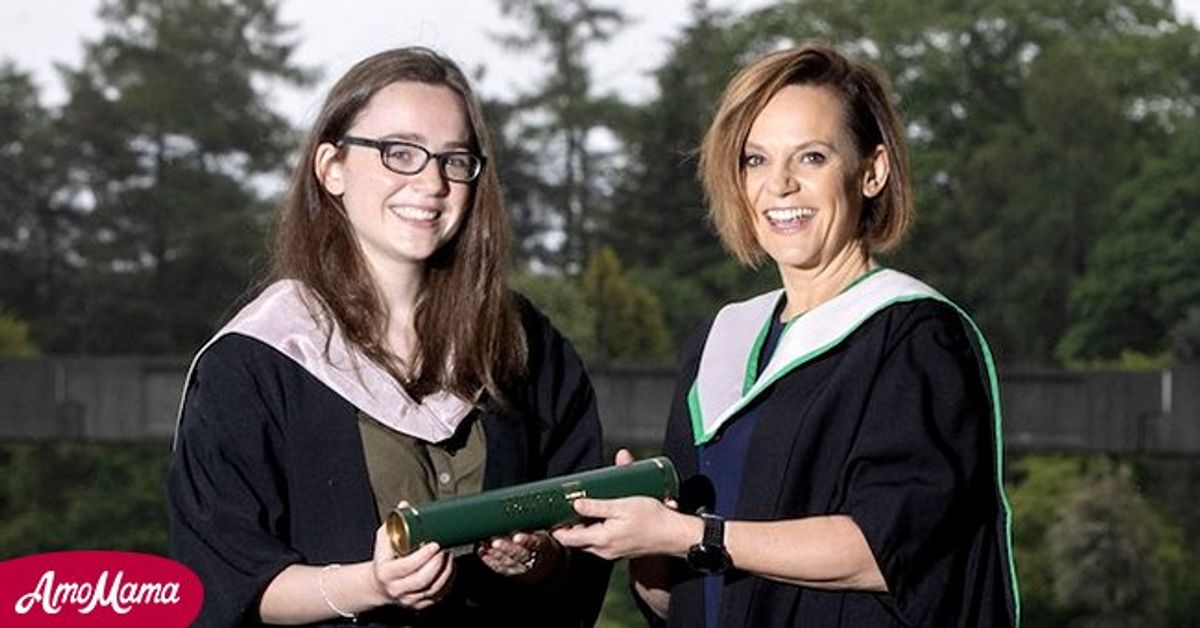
[370,518,455,610]
[552,449,696,561]
[259,521,454,622]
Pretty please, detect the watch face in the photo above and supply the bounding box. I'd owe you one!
[687,543,730,574]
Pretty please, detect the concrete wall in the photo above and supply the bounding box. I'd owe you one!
[590,365,678,447]
[1001,369,1164,453]
[1,357,1197,453]
[1156,365,1200,455]
[0,357,186,441]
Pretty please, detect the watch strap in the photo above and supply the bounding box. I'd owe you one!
[701,512,725,548]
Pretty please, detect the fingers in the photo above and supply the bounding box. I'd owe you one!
[570,496,621,519]
[483,536,527,558]
[372,541,449,605]
[477,530,561,578]
[553,522,626,560]
[397,553,454,609]
[553,503,617,547]
[478,536,537,575]
[384,544,449,606]
[380,542,442,579]
[374,524,393,560]
[371,502,457,609]
[614,448,636,466]
[552,523,599,548]
[426,556,455,600]
[551,521,589,545]
[511,530,555,553]
[555,497,675,560]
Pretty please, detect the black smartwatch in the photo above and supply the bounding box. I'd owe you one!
[686,512,731,574]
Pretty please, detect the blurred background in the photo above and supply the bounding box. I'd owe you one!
[2,0,1200,625]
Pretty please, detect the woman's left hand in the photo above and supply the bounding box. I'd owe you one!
[477,530,563,582]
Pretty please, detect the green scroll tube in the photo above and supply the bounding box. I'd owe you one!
[387,456,679,555]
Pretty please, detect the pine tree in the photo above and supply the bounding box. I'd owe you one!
[493,0,628,272]
[48,0,313,353]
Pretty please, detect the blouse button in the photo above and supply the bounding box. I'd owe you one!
[438,472,452,485]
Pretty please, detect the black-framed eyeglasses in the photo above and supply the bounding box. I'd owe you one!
[339,135,486,183]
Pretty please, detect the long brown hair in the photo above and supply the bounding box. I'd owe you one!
[699,43,912,266]
[273,47,526,402]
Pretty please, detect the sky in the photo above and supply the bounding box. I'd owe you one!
[1,0,1198,127]
[0,0,768,127]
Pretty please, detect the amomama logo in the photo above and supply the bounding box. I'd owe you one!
[0,550,202,627]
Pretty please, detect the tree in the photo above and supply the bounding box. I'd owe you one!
[604,1,777,350]
[1048,462,1177,627]
[1058,115,1200,361]
[727,0,1200,365]
[481,95,551,268]
[581,246,669,364]
[511,270,596,359]
[513,247,670,365]
[1132,456,1200,623]
[0,63,75,347]
[493,0,629,272]
[0,306,39,357]
[1171,307,1200,364]
[0,442,169,558]
[44,0,313,353]
[497,0,1200,361]
[1005,455,1089,627]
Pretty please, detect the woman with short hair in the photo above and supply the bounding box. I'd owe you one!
[554,43,1020,627]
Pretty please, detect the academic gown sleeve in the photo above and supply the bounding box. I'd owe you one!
[841,304,1014,627]
[166,335,302,627]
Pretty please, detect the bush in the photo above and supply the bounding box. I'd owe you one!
[0,441,169,559]
[1047,461,1176,627]
[0,307,38,357]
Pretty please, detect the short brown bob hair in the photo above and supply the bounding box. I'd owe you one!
[699,43,912,266]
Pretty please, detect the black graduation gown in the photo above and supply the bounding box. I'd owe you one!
[661,299,1018,627]
[166,299,612,627]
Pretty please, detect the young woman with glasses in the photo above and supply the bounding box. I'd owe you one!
[167,47,611,626]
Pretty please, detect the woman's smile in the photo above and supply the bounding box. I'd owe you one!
[388,204,445,224]
[763,206,818,231]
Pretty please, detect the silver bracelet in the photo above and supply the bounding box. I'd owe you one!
[318,563,357,619]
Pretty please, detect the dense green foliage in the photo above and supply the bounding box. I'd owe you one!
[0,306,38,357]
[493,0,630,272]
[481,0,1200,365]
[3,0,1198,363]
[1,0,311,355]
[514,246,671,363]
[1005,455,1199,628]
[0,442,170,559]
[580,247,670,364]
[1048,468,1173,624]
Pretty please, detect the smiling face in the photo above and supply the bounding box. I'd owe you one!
[742,84,887,277]
[315,81,473,278]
